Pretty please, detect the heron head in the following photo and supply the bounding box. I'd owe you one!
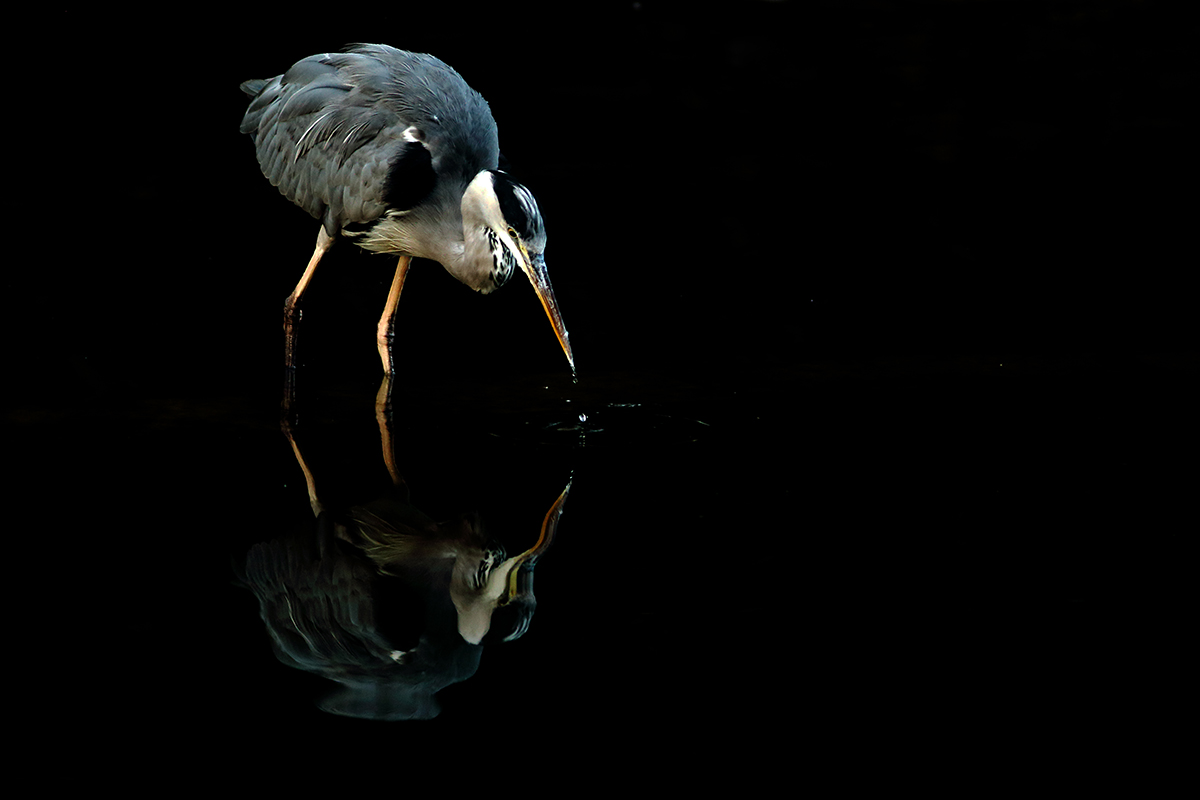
[461,171,573,371]
[450,550,537,645]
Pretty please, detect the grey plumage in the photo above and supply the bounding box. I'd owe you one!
[241,44,496,239]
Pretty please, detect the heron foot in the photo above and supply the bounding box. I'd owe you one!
[283,296,303,329]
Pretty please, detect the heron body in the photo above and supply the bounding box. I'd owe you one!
[240,44,572,375]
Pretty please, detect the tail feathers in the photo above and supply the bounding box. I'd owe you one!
[239,78,268,97]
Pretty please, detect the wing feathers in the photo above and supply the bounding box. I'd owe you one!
[240,45,498,229]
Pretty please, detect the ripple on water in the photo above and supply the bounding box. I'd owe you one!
[492,403,712,447]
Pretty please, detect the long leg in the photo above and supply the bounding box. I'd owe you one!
[284,226,336,370]
[376,255,411,375]
[281,227,335,416]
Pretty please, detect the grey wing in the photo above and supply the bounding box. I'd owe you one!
[238,529,397,671]
[240,52,416,230]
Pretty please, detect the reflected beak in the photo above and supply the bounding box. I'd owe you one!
[520,252,574,372]
[503,477,571,601]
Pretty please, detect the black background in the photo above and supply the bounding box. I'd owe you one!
[21,0,1194,383]
[8,1,1193,789]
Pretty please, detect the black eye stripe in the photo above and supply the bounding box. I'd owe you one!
[490,171,543,242]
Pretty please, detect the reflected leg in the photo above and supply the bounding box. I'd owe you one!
[375,375,405,488]
[281,417,324,519]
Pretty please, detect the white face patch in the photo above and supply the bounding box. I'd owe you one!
[402,126,422,143]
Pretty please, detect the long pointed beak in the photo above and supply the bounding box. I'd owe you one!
[520,253,574,373]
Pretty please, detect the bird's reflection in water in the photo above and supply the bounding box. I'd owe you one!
[236,377,570,720]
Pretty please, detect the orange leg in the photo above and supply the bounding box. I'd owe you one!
[376,255,411,375]
[283,226,336,370]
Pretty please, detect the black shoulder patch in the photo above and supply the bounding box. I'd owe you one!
[383,140,436,212]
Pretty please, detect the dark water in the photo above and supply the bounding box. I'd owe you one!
[11,1,1193,788]
[11,355,1191,782]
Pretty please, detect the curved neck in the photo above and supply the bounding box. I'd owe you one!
[449,172,503,292]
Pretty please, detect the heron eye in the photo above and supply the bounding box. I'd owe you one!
[507,227,519,240]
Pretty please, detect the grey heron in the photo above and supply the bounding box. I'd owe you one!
[239,44,573,376]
